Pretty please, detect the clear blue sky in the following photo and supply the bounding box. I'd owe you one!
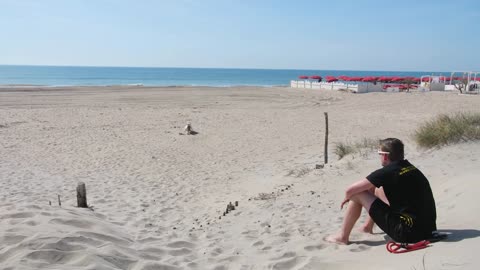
[1,0,478,71]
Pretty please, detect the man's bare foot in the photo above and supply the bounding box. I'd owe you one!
[359,226,373,234]
[324,234,348,245]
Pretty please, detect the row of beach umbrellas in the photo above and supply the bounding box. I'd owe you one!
[298,75,477,83]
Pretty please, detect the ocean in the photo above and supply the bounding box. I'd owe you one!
[0,65,451,87]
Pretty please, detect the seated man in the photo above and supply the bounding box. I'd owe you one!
[326,138,437,244]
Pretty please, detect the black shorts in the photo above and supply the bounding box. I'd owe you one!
[369,199,426,243]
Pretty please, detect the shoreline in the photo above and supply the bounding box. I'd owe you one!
[0,64,453,73]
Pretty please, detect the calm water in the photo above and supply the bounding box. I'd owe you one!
[0,65,450,87]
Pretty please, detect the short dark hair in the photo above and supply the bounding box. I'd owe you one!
[379,138,404,161]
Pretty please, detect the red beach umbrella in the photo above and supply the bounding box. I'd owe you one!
[349,77,364,82]
[327,77,338,83]
[362,77,377,82]
[391,77,405,82]
[377,76,390,83]
[298,75,309,79]
[403,77,416,82]
[310,75,322,80]
[421,77,431,82]
[386,77,396,82]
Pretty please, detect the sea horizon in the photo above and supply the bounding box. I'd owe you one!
[0,64,454,87]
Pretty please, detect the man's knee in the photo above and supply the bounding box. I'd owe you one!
[350,191,378,211]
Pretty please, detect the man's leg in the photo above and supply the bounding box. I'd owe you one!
[361,187,389,233]
[326,191,377,244]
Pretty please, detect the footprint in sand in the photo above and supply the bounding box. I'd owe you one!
[270,253,302,270]
[25,250,77,265]
[304,244,326,251]
[41,240,86,252]
[166,240,195,249]
[24,218,40,226]
[131,261,179,270]
[349,244,371,252]
[57,235,104,247]
[210,247,223,256]
[252,240,264,247]
[49,218,94,229]
[1,234,27,245]
[168,247,192,256]
[2,212,35,219]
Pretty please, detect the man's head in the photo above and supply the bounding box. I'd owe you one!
[378,138,404,166]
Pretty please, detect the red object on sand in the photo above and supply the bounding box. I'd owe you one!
[386,240,430,254]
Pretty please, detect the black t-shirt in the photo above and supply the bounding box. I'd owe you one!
[367,159,437,233]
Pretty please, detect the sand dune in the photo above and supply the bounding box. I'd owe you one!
[1,86,479,269]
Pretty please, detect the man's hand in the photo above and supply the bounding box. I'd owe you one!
[341,198,350,209]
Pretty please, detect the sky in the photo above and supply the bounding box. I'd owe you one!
[0,0,479,71]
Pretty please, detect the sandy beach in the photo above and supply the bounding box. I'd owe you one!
[1,86,479,270]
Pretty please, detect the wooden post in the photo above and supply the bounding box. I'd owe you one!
[77,182,88,208]
[58,195,61,207]
[324,112,329,164]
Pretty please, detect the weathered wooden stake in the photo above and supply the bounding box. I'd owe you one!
[324,112,329,164]
[76,182,88,208]
[58,195,61,207]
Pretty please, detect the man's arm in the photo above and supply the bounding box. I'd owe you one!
[341,179,375,209]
